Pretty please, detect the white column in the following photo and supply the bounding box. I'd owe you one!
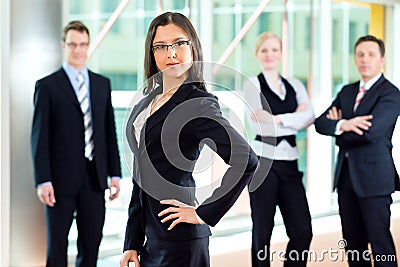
[0,0,11,266]
[7,0,63,266]
[198,0,213,64]
[307,0,334,215]
[197,0,213,89]
[341,2,350,85]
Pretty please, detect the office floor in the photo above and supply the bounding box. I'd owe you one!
[211,205,400,267]
[98,255,121,267]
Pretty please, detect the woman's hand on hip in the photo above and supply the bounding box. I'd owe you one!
[159,199,205,230]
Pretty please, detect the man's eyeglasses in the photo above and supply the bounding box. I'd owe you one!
[152,40,191,54]
[66,42,89,49]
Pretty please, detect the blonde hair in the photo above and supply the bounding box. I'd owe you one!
[254,32,282,54]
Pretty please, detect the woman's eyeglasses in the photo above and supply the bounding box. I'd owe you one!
[152,40,191,54]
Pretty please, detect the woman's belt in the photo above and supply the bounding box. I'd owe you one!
[255,135,296,147]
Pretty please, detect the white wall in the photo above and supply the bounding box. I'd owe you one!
[1,0,11,265]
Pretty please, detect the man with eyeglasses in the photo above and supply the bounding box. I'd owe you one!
[31,20,121,267]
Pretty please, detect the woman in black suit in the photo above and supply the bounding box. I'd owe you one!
[120,12,258,267]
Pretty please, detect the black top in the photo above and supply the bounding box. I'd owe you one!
[257,73,298,115]
[256,73,298,147]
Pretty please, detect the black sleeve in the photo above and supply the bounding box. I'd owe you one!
[104,78,122,177]
[31,80,52,186]
[123,177,145,252]
[189,96,258,226]
[335,86,400,149]
[314,91,343,137]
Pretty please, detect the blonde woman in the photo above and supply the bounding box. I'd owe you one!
[244,32,314,267]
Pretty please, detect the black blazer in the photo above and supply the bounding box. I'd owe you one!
[314,75,400,197]
[31,68,121,194]
[123,82,258,251]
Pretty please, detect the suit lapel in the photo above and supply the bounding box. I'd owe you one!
[145,83,195,134]
[127,82,196,153]
[88,71,101,123]
[126,87,161,154]
[56,68,81,110]
[341,82,359,118]
[354,75,385,115]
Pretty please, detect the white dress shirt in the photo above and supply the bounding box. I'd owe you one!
[133,99,153,143]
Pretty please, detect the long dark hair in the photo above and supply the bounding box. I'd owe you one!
[143,12,206,94]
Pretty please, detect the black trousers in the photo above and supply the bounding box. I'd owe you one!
[249,158,312,267]
[45,159,105,267]
[337,159,397,267]
[140,237,210,267]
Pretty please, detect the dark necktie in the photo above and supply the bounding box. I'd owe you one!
[77,73,94,160]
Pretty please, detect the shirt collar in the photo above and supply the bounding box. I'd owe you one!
[360,73,382,90]
[62,62,89,81]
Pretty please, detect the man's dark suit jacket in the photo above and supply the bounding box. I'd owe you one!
[123,82,258,251]
[314,74,400,197]
[31,68,121,195]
